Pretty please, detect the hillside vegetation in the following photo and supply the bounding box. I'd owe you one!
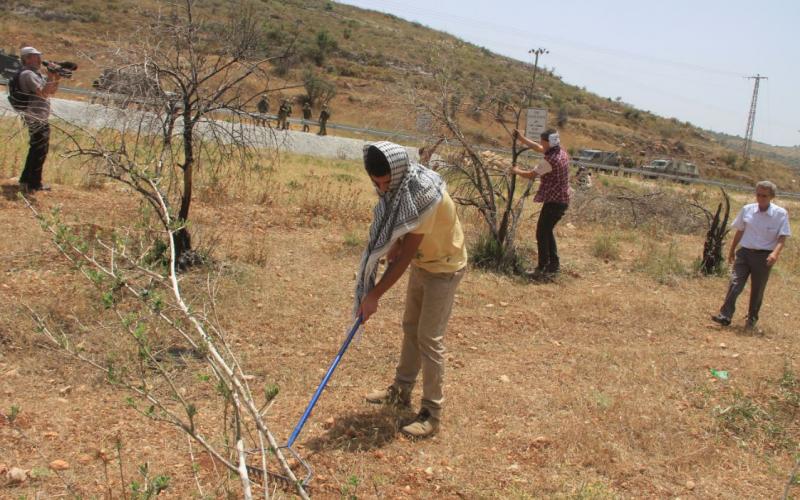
[2,0,798,188]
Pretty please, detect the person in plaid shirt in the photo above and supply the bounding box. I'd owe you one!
[510,128,571,280]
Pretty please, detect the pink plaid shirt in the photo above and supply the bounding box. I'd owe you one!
[535,147,571,204]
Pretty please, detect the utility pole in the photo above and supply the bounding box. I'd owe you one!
[527,47,548,107]
[742,74,767,161]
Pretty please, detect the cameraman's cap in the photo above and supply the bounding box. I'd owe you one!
[20,46,43,57]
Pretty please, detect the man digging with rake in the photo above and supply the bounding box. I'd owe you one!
[356,141,467,438]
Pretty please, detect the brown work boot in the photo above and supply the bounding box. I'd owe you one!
[400,408,439,438]
[365,385,411,407]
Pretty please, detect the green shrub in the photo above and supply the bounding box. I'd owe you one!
[343,231,362,248]
[635,239,687,285]
[591,233,620,261]
[469,233,528,275]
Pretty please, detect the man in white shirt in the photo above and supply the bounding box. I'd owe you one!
[711,181,791,329]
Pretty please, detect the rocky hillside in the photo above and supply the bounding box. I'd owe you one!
[0,0,797,187]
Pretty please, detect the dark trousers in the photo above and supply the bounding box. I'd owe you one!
[19,121,50,188]
[720,247,772,324]
[536,202,568,272]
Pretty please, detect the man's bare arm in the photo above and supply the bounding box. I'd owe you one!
[358,233,424,321]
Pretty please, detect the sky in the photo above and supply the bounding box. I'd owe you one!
[338,0,800,147]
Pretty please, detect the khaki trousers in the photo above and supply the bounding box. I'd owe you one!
[394,265,464,421]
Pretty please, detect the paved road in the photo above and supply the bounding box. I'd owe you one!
[0,90,420,163]
[2,86,798,198]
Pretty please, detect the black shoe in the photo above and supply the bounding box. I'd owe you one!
[711,314,731,326]
[527,268,556,283]
[744,318,758,331]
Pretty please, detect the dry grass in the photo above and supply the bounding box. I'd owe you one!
[1,126,799,498]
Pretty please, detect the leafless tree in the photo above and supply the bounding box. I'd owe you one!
[15,1,317,497]
[25,187,309,498]
[409,57,540,272]
[86,0,302,266]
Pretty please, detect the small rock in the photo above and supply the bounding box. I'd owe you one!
[7,467,27,484]
[719,343,727,349]
[57,398,69,404]
[508,463,520,471]
[77,454,93,465]
[732,353,740,358]
[49,460,70,471]
[686,480,695,490]
[499,302,509,307]
[499,375,511,383]
[59,386,72,396]
[373,450,385,459]
[43,431,59,439]
[485,303,495,308]
[404,485,412,492]
[532,436,551,448]
[323,417,335,429]
[424,467,434,476]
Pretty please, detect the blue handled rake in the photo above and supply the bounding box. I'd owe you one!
[277,316,364,486]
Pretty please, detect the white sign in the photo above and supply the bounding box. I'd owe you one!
[525,108,548,138]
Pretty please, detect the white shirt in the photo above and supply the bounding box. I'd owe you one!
[732,202,791,251]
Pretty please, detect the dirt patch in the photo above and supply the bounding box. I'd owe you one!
[1,173,798,498]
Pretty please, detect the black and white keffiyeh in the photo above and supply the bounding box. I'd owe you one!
[353,141,444,315]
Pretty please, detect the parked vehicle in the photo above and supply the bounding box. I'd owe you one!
[0,50,21,80]
[575,149,620,167]
[639,159,700,181]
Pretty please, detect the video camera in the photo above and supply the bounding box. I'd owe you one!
[43,60,78,79]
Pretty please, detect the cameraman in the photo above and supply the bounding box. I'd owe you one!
[16,46,61,192]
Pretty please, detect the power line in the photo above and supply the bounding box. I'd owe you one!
[742,74,767,161]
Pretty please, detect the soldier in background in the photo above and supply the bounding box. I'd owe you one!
[318,104,330,136]
[256,94,269,126]
[302,101,312,132]
[277,99,288,130]
[283,99,293,130]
